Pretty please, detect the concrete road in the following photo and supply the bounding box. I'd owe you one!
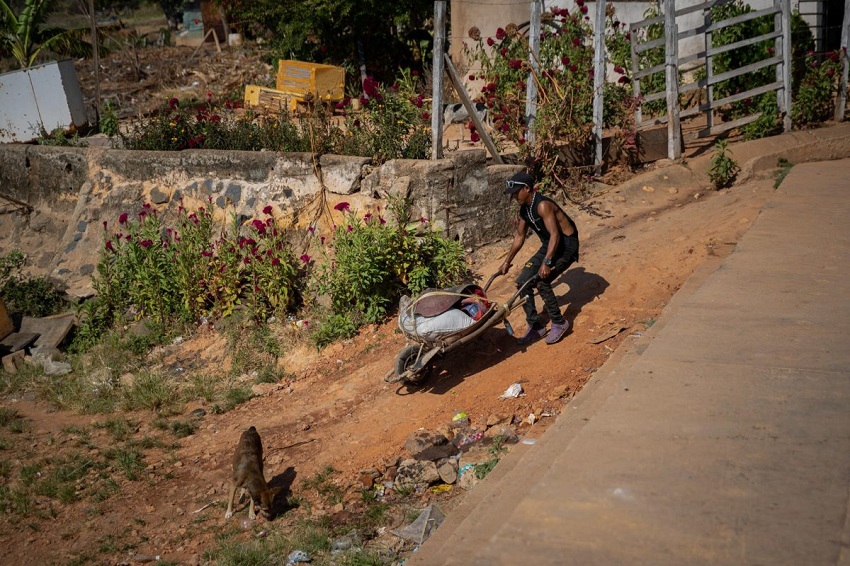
[411,159,850,565]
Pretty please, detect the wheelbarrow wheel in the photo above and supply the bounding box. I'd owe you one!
[395,345,427,383]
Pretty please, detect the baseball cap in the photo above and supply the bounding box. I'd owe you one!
[504,171,535,194]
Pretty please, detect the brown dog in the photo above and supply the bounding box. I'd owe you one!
[225,426,276,520]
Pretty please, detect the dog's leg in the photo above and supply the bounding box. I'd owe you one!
[248,496,257,520]
[225,482,237,519]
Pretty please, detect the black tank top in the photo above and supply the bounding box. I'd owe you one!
[520,192,578,245]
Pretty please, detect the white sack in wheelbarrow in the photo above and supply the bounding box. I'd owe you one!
[399,296,474,341]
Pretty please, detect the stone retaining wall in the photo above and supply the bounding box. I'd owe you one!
[0,145,521,296]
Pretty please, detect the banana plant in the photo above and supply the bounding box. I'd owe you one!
[0,0,92,69]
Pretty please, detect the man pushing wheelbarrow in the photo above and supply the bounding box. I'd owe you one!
[500,171,580,346]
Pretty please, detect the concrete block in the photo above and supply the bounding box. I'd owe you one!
[0,60,87,143]
[1,350,25,374]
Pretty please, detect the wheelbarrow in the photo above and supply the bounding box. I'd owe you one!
[386,273,539,385]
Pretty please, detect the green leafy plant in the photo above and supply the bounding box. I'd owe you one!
[75,202,300,350]
[774,158,793,189]
[333,80,431,162]
[0,0,93,69]
[307,196,468,345]
[708,139,740,190]
[0,251,65,318]
[99,100,120,137]
[474,434,508,480]
[792,50,842,127]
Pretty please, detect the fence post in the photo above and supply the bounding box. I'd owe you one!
[662,0,681,160]
[431,1,446,160]
[835,2,850,122]
[780,0,792,131]
[593,0,606,173]
[706,6,714,131]
[526,0,542,148]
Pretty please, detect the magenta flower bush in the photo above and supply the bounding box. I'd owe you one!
[464,5,635,189]
[80,202,300,347]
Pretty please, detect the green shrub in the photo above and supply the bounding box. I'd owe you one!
[74,203,300,351]
[708,139,740,190]
[307,197,468,343]
[0,252,65,318]
[100,100,120,137]
[792,50,842,127]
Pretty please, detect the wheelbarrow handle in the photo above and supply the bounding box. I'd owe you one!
[483,271,501,292]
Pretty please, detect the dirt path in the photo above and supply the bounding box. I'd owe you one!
[0,162,778,563]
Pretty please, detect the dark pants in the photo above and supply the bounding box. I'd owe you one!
[516,233,579,327]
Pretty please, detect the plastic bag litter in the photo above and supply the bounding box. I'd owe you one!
[286,550,311,565]
[499,383,523,399]
[391,503,445,544]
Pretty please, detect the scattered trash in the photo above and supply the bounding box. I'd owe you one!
[31,347,72,376]
[331,536,353,552]
[286,550,311,565]
[499,383,523,399]
[457,464,475,477]
[521,438,537,445]
[526,413,536,426]
[452,412,469,425]
[171,336,183,345]
[391,503,445,544]
[430,484,452,494]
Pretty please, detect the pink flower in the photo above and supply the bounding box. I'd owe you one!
[252,219,266,231]
[320,236,326,245]
[102,221,108,230]
[168,97,179,109]
[272,257,281,266]
[614,66,625,74]
[470,132,481,142]
[580,5,588,14]
[334,202,351,212]
[299,254,311,263]
[118,212,129,224]
[469,75,476,81]
[140,239,153,248]
[263,205,273,215]
[308,226,316,234]
[243,257,251,264]
[495,27,506,40]
[347,225,353,232]
[364,213,372,221]
[561,56,571,66]
[422,112,430,120]
[379,217,386,225]
[487,37,494,47]
[572,38,581,46]
[419,216,428,223]
[202,250,213,257]
[105,241,114,252]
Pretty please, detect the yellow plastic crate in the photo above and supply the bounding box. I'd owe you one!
[276,60,345,103]
[244,85,299,112]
